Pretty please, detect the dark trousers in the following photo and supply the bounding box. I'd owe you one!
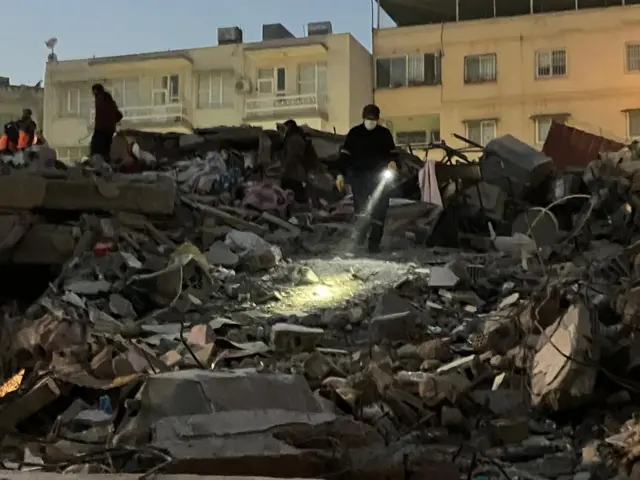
[349,170,391,249]
[281,178,308,204]
[90,129,114,160]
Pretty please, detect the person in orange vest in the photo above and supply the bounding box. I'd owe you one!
[16,109,37,149]
[0,121,19,153]
[0,109,37,153]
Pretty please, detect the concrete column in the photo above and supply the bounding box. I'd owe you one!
[530,0,533,14]
[493,0,497,16]
[456,0,459,21]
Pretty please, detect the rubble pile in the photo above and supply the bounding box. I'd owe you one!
[3,125,640,479]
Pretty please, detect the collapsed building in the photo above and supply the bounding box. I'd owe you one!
[0,122,640,480]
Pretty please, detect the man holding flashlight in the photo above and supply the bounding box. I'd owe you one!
[336,104,397,253]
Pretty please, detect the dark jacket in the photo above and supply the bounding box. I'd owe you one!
[16,118,37,146]
[94,91,123,131]
[282,128,318,182]
[338,124,396,175]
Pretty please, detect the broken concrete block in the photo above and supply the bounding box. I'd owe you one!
[205,241,239,268]
[187,324,215,346]
[270,323,324,353]
[417,338,453,362]
[0,376,60,428]
[531,302,599,411]
[488,417,529,444]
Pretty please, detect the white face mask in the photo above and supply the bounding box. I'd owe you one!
[364,119,377,131]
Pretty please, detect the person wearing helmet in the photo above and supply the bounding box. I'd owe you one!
[335,104,397,253]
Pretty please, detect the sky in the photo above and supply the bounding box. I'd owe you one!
[5,0,393,86]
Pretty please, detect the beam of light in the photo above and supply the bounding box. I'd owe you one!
[349,169,395,247]
[314,284,332,298]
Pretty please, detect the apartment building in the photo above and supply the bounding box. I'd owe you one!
[374,0,640,154]
[0,77,43,130]
[43,23,372,159]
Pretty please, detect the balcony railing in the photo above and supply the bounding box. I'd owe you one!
[244,93,327,117]
[90,103,190,126]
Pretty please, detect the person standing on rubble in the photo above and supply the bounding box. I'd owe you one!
[280,119,319,207]
[16,109,37,148]
[90,83,123,161]
[335,104,397,253]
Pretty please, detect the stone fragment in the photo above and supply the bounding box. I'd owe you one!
[531,302,599,411]
[488,417,529,445]
[205,241,239,267]
[270,323,324,353]
[417,338,453,362]
[187,324,215,346]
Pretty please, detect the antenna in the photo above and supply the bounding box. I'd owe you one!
[45,37,57,57]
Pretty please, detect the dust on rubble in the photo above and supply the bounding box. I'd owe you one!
[3,124,640,480]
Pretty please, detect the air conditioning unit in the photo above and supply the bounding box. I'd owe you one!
[234,78,252,94]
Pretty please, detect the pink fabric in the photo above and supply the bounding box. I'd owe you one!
[242,183,293,217]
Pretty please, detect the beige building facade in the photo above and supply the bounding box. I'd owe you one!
[374,0,640,155]
[0,77,43,132]
[43,24,373,159]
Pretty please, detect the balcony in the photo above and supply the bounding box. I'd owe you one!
[90,103,192,131]
[244,93,328,121]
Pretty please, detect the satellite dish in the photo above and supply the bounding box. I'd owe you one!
[45,37,57,49]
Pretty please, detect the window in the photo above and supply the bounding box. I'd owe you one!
[257,67,286,95]
[534,115,567,144]
[464,54,497,83]
[58,84,91,118]
[107,78,140,107]
[466,119,496,145]
[536,49,567,78]
[197,71,234,109]
[627,43,640,71]
[297,63,327,95]
[152,74,180,105]
[395,130,440,148]
[628,110,640,139]
[375,53,441,88]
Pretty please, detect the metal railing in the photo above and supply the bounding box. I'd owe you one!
[90,103,190,125]
[244,93,327,116]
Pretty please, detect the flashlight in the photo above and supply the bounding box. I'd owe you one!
[382,169,395,181]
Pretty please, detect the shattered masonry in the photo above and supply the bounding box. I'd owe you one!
[1,122,640,480]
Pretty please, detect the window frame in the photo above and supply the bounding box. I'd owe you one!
[375,52,442,89]
[626,43,640,72]
[533,115,567,144]
[465,119,497,145]
[628,109,640,139]
[152,74,180,105]
[297,62,327,95]
[463,53,497,84]
[535,48,567,79]
[395,130,441,149]
[197,71,234,109]
[257,67,287,95]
